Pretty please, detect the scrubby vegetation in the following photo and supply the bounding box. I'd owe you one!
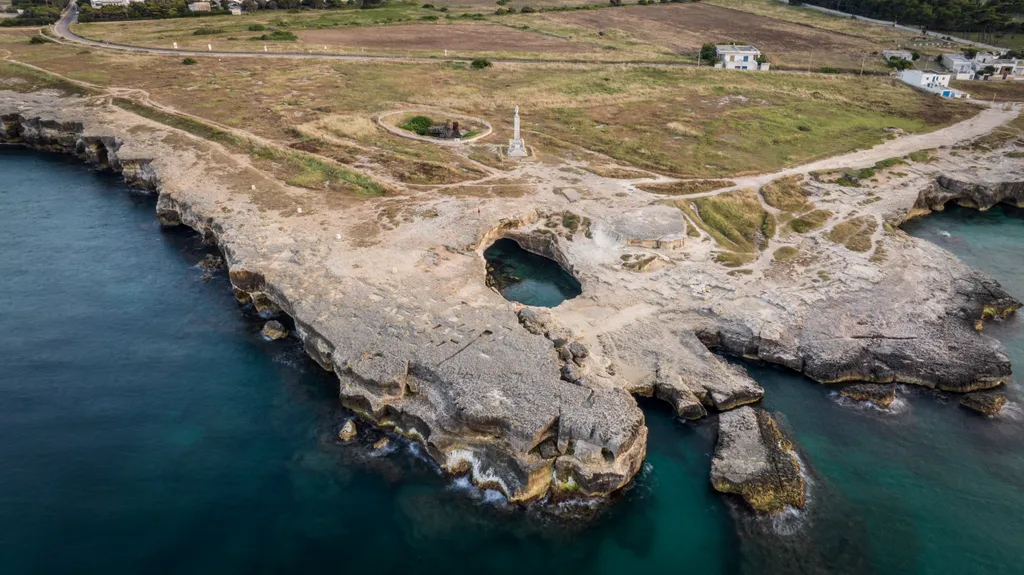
[399,115,433,135]
[676,190,776,266]
[788,209,832,233]
[182,57,198,65]
[773,246,799,261]
[471,57,493,69]
[638,180,734,196]
[257,30,299,41]
[112,98,382,195]
[827,215,877,252]
[761,176,811,212]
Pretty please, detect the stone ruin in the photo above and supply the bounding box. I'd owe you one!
[427,120,461,140]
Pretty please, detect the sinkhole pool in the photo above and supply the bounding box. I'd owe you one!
[483,238,582,308]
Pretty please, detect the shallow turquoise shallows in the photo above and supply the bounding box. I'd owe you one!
[1,148,1022,575]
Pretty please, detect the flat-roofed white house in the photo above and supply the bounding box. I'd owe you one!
[941,53,975,80]
[187,1,211,10]
[714,45,769,71]
[882,49,914,62]
[899,69,970,98]
[89,0,143,7]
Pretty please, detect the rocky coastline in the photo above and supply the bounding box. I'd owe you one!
[1,90,1020,512]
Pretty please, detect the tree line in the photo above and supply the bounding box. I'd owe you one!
[794,0,1024,36]
[0,0,69,26]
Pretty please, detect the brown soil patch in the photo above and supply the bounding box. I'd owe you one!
[548,4,884,69]
[297,23,579,53]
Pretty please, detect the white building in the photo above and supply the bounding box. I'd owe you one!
[187,1,211,10]
[714,45,769,71]
[89,0,143,7]
[882,49,914,62]
[940,51,1024,81]
[899,70,970,98]
[941,53,975,80]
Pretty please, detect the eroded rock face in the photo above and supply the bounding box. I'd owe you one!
[838,383,897,409]
[918,176,1024,213]
[711,407,804,515]
[960,392,1008,417]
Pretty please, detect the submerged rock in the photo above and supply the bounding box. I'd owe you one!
[839,383,897,409]
[260,320,289,340]
[338,420,357,442]
[711,407,805,515]
[960,392,1007,417]
[373,437,390,451]
[198,253,224,271]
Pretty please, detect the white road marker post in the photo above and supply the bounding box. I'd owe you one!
[264,45,268,52]
[208,44,212,51]
[173,42,178,49]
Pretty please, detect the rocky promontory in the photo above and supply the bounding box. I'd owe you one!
[1,89,1019,508]
[838,384,897,409]
[711,407,805,514]
[960,392,1008,417]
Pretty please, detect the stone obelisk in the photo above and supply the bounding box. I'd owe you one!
[507,105,527,157]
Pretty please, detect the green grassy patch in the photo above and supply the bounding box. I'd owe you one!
[827,215,877,252]
[788,209,832,233]
[773,245,799,261]
[761,175,811,212]
[680,189,775,255]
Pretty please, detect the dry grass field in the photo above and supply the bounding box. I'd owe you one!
[542,4,896,70]
[296,23,577,52]
[951,80,1024,103]
[0,29,977,184]
[70,0,922,68]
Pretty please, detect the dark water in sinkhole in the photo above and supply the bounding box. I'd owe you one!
[484,238,582,308]
[1,148,1023,574]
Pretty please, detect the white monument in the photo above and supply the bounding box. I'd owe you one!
[507,106,528,157]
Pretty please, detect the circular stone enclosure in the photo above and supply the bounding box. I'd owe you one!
[377,109,493,146]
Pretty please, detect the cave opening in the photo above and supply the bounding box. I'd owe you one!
[483,238,581,308]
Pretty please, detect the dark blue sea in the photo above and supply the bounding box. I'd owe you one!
[1,149,1021,574]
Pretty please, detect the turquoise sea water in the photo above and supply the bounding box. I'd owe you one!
[484,238,582,307]
[1,149,1021,574]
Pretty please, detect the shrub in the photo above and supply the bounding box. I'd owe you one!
[471,57,492,69]
[519,5,535,12]
[496,0,509,4]
[182,57,197,65]
[421,2,434,7]
[609,0,622,5]
[261,30,298,41]
[819,66,840,74]
[699,42,716,64]
[248,24,266,31]
[193,27,224,36]
[29,35,47,44]
[399,115,433,135]
[911,51,920,60]
[420,14,438,19]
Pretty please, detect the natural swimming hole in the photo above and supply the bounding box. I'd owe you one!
[483,238,582,308]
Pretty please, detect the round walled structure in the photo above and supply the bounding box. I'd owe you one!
[376,109,493,146]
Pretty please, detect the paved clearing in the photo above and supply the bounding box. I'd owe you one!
[547,4,890,70]
[298,23,578,53]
